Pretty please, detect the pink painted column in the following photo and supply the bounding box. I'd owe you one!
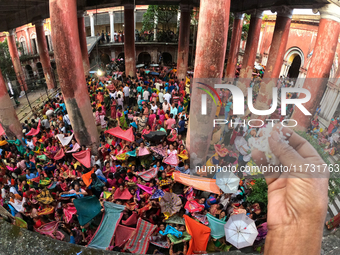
[252,7,293,118]
[291,4,340,130]
[0,69,23,140]
[177,5,191,81]
[187,0,230,162]
[50,0,99,152]
[78,11,91,75]
[124,4,136,77]
[225,13,244,78]
[35,20,57,90]
[7,30,28,91]
[238,10,263,93]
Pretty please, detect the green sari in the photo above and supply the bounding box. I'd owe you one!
[119,112,128,129]
[8,139,25,155]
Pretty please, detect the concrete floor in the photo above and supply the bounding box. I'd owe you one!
[15,88,60,123]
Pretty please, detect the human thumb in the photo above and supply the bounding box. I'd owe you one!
[268,130,304,167]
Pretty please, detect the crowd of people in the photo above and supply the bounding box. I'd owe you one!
[0,64,269,254]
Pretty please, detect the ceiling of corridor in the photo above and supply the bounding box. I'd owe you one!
[0,0,335,32]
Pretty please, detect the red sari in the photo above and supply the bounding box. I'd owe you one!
[111,100,117,119]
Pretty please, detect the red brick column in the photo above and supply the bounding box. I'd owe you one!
[225,13,244,78]
[238,10,263,93]
[0,69,23,139]
[78,11,91,75]
[291,4,340,130]
[50,0,99,152]
[187,0,230,162]
[177,5,191,81]
[35,21,57,90]
[252,7,293,118]
[7,30,28,91]
[124,4,136,77]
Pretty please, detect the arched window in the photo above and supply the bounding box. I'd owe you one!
[19,36,28,55]
[45,29,53,51]
[30,32,39,54]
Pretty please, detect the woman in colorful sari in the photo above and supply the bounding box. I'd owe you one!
[151,140,168,159]
[150,91,158,104]
[34,141,44,155]
[104,90,111,116]
[178,144,189,161]
[117,107,128,129]
[167,126,177,143]
[328,118,338,134]
[95,107,105,126]
[110,98,117,120]
[103,161,116,178]
[141,125,151,139]
[8,137,25,155]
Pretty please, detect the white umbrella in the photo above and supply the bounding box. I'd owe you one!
[254,65,263,70]
[136,64,144,68]
[150,64,159,67]
[215,171,240,194]
[224,214,258,249]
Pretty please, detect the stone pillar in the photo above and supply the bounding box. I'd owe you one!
[134,9,137,33]
[320,66,340,120]
[238,10,263,93]
[0,69,23,140]
[35,20,57,90]
[109,11,115,42]
[124,4,136,77]
[78,11,91,75]
[252,7,293,117]
[187,0,230,162]
[50,0,99,152]
[291,3,340,130]
[177,10,181,32]
[153,10,158,41]
[24,28,32,54]
[7,30,28,91]
[177,4,191,81]
[225,13,244,78]
[89,13,95,37]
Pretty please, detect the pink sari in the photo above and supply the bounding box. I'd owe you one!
[35,221,65,241]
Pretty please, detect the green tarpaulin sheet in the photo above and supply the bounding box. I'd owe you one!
[73,195,102,226]
[206,213,226,239]
[87,202,125,250]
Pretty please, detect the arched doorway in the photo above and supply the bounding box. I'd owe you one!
[25,65,34,79]
[162,52,172,65]
[287,55,301,78]
[117,52,124,60]
[36,62,44,79]
[283,47,304,78]
[138,52,151,65]
[100,53,111,65]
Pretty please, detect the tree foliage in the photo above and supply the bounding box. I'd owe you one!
[246,178,268,212]
[297,131,340,202]
[142,5,179,32]
[227,13,250,51]
[0,38,16,79]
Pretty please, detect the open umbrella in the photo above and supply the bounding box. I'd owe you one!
[215,171,240,194]
[224,214,258,249]
[136,64,144,68]
[159,192,182,218]
[150,64,159,67]
[143,131,167,142]
[254,65,263,70]
[150,72,159,75]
